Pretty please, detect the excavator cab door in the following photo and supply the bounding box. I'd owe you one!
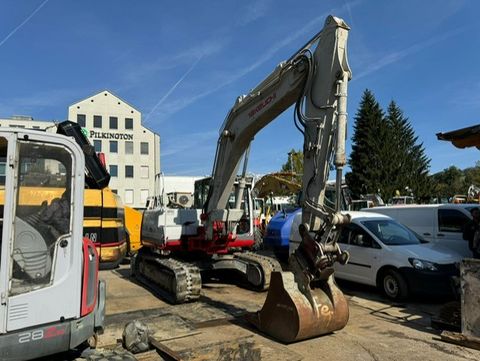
[0,134,15,333]
[0,130,86,336]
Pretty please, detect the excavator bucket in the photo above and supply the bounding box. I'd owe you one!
[247,271,349,343]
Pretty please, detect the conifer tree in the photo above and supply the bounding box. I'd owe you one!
[345,89,389,198]
[346,91,433,202]
[385,101,432,201]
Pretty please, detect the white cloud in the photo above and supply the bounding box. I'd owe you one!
[124,38,228,86]
[161,130,218,157]
[237,0,272,26]
[356,27,465,80]
[0,0,49,49]
[145,0,363,121]
[0,88,80,118]
[148,12,332,121]
[144,56,203,124]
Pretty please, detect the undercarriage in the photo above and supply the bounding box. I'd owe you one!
[131,247,281,304]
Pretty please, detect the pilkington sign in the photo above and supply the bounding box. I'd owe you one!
[89,130,133,140]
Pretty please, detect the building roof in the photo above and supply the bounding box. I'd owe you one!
[436,124,480,149]
[69,89,141,114]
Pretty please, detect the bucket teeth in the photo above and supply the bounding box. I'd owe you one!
[247,271,349,343]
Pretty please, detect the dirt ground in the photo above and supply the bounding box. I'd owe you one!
[93,265,480,361]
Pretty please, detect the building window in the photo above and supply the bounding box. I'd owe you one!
[93,115,102,128]
[109,116,118,129]
[140,166,149,178]
[125,165,134,178]
[77,114,86,127]
[109,165,118,177]
[110,140,118,153]
[111,189,118,194]
[125,141,133,154]
[140,142,149,155]
[140,189,149,205]
[125,189,134,204]
[125,118,133,130]
[93,140,102,152]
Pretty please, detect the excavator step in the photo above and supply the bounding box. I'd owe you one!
[132,249,201,304]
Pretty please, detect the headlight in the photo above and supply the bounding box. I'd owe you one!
[408,258,438,271]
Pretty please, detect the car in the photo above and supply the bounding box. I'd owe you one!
[281,210,461,300]
[363,204,475,257]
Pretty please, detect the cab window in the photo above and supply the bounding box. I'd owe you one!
[339,223,380,249]
[10,141,73,296]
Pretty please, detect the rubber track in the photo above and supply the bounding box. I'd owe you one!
[232,252,282,290]
[135,252,201,304]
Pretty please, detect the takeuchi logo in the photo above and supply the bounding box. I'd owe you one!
[89,130,133,140]
[248,92,276,118]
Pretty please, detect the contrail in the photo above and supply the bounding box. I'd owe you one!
[144,56,203,123]
[0,0,49,48]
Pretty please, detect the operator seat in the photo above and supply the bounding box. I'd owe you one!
[12,217,52,281]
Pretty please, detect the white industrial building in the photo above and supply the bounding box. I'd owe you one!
[0,90,161,209]
[68,90,160,208]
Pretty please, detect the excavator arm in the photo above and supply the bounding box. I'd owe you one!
[200,15,351,343]
[204,16,351,248]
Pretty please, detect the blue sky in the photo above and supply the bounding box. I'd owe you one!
[0,0,478,177]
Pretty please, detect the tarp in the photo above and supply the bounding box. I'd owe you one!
[253,172,301,198]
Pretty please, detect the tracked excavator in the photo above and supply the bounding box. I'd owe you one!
[136,14,352,341]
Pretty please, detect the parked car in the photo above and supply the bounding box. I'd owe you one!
[363,204,475,257]
[279,210,460,300]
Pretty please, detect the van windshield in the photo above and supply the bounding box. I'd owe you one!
[361,220,422,245]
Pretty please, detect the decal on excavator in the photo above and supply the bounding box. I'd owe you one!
[248,92,276,118]
[18,325,67,343]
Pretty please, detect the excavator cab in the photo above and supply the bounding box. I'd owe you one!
[195,175,255,236]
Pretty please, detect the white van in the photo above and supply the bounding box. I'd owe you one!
[363,204,474,257]
[289,211,460,300]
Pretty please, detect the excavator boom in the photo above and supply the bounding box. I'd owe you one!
[204,16,351,244]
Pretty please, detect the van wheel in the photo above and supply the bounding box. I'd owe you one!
[381,269,408,300]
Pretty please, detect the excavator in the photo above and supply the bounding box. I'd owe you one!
[135,14,352,342]
[0,125,105,360]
